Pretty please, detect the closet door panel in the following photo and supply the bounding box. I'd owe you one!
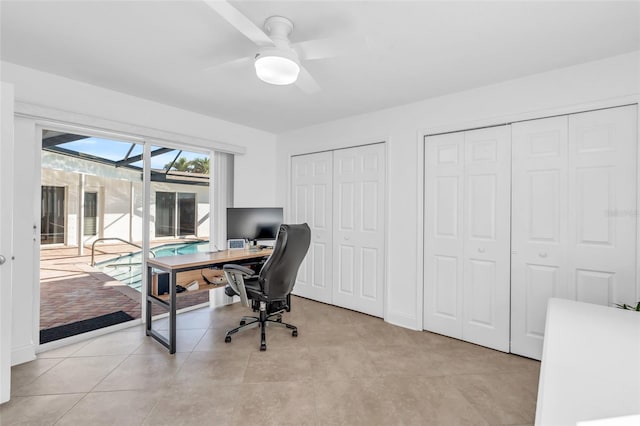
[333,143,386,317]
[511,116,568,359]
[511,106,637,360]
[424,132,464,338]
[462,126,511,352]
[290,152,333,303]
[569,105,637,306]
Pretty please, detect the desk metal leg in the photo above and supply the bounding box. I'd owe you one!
[146,265,152,335]
[145,265,172,353]
[169,271,177,354]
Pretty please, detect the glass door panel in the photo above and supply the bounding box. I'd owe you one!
[41,186,65,244]
[155,191,176,237]
[40,130,143,343]
[178,193,196,236]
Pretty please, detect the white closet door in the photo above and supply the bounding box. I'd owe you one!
[423,132,465,338]
[568,106,637,306]
[511,116,569,359]
[461,126,511,352]
[511,105,637,360]
[290,152,333,303]
[424,126,511,351]
[333,143,386,317]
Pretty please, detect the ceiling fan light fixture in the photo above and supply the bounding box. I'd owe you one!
[254,49,300,85]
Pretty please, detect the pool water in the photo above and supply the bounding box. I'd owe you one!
[94,241,210,291]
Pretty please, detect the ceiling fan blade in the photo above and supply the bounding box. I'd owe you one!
[203,0,274,47]
[295,65,321,94]
[204,56,250,72]
[294,35,368,60]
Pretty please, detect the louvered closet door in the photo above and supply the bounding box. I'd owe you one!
[423,132,465,338]
[424,126,511,351]
[290,152,333,303]
[333,143,386,317]
[511,116,569,359]
[461,126,511,352]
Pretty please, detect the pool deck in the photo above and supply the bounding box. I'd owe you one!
[40,239,210,332]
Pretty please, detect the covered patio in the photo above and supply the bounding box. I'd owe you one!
[40,240,211,341]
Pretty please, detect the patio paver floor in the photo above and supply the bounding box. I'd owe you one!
[40,240,209,332]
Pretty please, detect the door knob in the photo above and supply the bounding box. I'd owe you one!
[344,236,350,241]
[539,252,548,258]
[0,255,6,265]
[478,248,485,253]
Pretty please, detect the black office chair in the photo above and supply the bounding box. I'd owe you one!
[222,223,311,351]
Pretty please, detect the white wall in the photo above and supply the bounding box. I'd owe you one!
[275,51,640,330]
[1,61,277,364]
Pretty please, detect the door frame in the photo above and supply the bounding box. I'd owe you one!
[417,95,640,333]
[1,82,15,404]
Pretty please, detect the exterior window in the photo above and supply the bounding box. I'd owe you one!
[41,186,65,244]
[155,192,176,237]
[83,192,98,236]
[155,191,197,237]
[178,193,196,236]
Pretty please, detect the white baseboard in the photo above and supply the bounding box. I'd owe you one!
[11,344,36,366]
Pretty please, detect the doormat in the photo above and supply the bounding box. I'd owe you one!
[40,311,134,344]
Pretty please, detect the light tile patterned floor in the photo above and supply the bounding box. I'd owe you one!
[2,296,540,425]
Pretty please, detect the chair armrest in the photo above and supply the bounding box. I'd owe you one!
[222,264,255,307]
[223,264,255,276]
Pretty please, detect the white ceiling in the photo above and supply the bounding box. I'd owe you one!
[1,1,639,133]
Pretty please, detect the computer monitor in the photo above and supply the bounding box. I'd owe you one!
[226,207,283,245]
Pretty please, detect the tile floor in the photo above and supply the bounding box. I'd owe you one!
[1,296,540,425]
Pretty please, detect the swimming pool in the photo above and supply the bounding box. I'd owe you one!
[95,241,210,291]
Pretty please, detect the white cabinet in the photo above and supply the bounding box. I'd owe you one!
[424,126,511,352]
[291,143,386,317]
[511,105,638,359]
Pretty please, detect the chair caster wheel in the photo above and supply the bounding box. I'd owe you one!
[260,344,266,351]
[239,320,246,326]
[225,336,231,343]
[292,330,298,337]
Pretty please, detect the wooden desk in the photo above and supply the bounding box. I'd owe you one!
[145,248,272,353]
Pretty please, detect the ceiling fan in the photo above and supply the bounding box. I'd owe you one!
[204,0,360,94]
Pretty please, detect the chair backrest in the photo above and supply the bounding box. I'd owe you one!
[259,223,311,301]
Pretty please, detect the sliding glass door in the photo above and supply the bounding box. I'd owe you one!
[40,130,144,343]
[155,191,197,237]
[39,131,213,344]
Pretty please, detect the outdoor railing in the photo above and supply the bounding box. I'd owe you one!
[90,237,155,266]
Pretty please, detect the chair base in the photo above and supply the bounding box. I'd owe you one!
[224,309,297,351]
